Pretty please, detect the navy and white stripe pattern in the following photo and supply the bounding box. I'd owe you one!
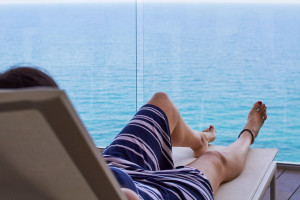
[103,104,213,200]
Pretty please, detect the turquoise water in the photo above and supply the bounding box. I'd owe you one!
[0,3,299,162]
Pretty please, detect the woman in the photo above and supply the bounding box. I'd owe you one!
[0,66,267,200]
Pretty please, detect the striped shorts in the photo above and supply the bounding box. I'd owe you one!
[103,104,213,200]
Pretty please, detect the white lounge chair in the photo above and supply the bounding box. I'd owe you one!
[173,145,278,200]
[0,88,277,200]
[0,88,127,200]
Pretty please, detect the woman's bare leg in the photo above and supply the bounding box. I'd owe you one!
[122,92,214,200]
[187,101,267,194]
[147,92,216,157]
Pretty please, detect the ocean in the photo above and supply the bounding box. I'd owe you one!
[0,3,299,162]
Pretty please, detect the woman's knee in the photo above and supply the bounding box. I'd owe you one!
[147,92,179,130]
[207,150,244,180]
[188,150,229,193]
[148,92,174,112]
[200,150,229,180]
[150,92,170,104]
[205,150,228,169]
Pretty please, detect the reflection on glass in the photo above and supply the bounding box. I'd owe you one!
[0,3,137,147]
[142,3,300,162]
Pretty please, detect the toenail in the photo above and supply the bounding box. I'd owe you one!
[258,101,262,105]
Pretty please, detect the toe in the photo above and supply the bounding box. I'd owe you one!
[258,104,267,115]
[202,126,216,135]
[253,101,262,110]
[209,125,216,133]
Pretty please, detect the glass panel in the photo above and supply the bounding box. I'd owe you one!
[0,2,137,147]
[142,3,300,162]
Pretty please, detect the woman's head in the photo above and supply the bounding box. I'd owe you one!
[0,66,58,89]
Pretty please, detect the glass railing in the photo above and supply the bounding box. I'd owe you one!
[139,3,300,162]
[0,2,137,146]
[0,1,299,162]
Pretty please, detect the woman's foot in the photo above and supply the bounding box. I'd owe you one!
[193,125,216,158]
[202,125,217,143]
[242,101,267,143]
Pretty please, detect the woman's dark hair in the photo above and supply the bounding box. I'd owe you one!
[0,67,58,88]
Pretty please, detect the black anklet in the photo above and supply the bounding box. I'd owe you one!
[238,129,255,144]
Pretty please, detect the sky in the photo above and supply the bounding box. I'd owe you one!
[1,0,300,4]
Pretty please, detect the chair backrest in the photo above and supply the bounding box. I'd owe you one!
[0,88,126,200]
